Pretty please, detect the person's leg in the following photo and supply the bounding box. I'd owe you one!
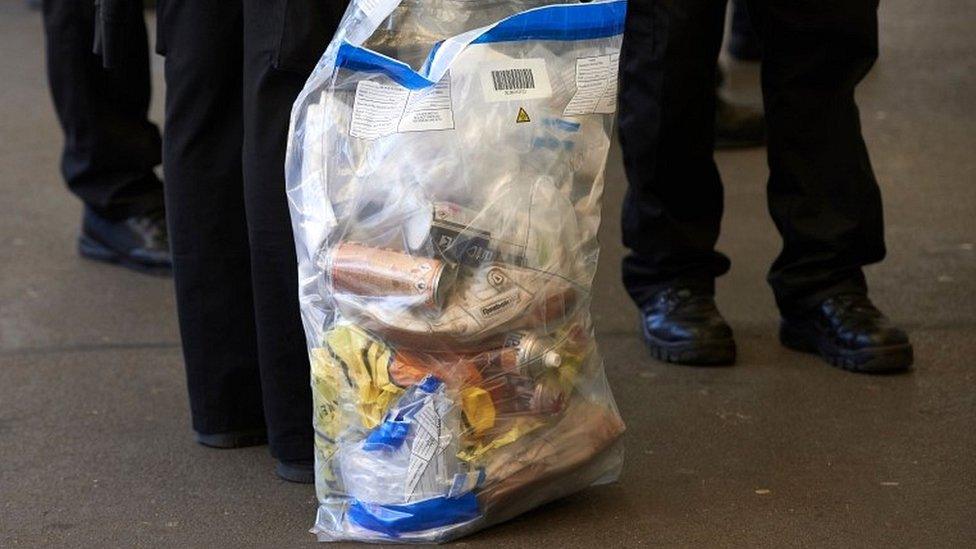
[240,0,345,474]
[747,0,885,316]
[748,0,911,372]
[620,0,737,365]
[728,0,762,61]
[714,89,766,150]
[159,0,268,437]
[42,0,163,220]
[619,0,731,308]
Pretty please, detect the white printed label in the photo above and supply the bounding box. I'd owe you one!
[475,288,522,326]
[398,76,455,133]
[564,52,620,116]
[404,399,451,500]
[350,75,455,140]
[480,58,552,103]
[349,81,407,140]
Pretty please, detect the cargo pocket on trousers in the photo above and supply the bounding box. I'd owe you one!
[273,0,347,75]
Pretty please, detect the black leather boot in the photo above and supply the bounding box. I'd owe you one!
[640,288,736,366]
[79,206,172,274]
[780,294,913,373]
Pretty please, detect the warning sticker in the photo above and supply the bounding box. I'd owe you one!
[480,58,552,103]
[350,74,454,140]
[563,52,620,116]
[516,107,531,123]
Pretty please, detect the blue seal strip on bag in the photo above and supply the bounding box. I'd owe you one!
[423,1,626,70]
[334,0,627,90]
[348,493,481,537]
[471,1,627,45]
[334,43,434,89]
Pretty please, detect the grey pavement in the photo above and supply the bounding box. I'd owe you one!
[1,1,975,547]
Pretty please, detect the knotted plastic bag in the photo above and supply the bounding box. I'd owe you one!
[286,0,627,542]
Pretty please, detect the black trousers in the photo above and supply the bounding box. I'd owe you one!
[619,0,885,317]
[42,0,163,220]
[157,0,344,461]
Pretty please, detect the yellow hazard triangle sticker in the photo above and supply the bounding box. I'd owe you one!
[516,107,531,123]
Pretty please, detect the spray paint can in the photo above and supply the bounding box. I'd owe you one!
[327,242,453,310]
[503,331,562,375]
[530,377,567,415]
[480,372,564,418]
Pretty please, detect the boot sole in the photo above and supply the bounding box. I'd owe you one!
[641,317,736,366]
[779,322,913,373]
[78,235,171,276]
[195,429,268,449]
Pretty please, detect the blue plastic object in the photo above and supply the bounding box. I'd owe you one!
[362,375,443,451]
[348,493,481,536]
[362,419,411,451]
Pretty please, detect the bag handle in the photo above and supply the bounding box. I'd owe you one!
[343,0,405,46]
[331,0,627,90]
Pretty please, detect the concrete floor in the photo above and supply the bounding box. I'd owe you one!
[1,1,974,547]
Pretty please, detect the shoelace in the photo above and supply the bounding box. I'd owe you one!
[826,294,882,317]
[656,288,718,315]
[822,294,885,333]
[129,210,167,240]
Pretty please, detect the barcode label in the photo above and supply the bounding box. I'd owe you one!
[480,58,552,102]
[491,68,536,91]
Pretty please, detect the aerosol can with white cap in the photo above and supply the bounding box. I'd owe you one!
[503,330,563,376]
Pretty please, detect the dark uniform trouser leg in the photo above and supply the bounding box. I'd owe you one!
[160,0,343,461]
[159,0,267,442]
[42,0,163,219]
[619,0,730,308]
[620,0,885,316]
[746,0,885,317]
[239,0,341,462]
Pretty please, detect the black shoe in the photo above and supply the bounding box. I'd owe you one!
[79,207,172,275]
[640,288,736,366]
[780,294,913,373]
[195,428,268,449]
[715,96,766,150]
[276,459,314,484]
